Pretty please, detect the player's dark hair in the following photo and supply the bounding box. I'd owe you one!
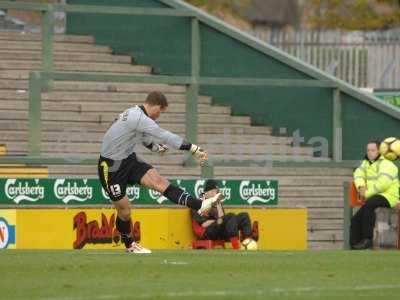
[145,91,168,108]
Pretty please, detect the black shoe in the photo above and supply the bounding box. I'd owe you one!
[352,239,372,250]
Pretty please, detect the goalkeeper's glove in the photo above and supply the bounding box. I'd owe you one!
[151,143,169,155]
[190,144,208,166]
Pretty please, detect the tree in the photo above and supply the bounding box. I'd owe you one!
[184,0,251,29]
[185,0,250,15]
[308,0,400,30]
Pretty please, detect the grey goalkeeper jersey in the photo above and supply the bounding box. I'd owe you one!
[100,105,183,160]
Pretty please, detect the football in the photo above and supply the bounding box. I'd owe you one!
[240,238,258,251]
[379,137,400,161]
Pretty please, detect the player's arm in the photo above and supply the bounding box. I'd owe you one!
[142,141,169,155]
[191,209,213,227]
[216,203,224,218]
[138,117,208,165]
[201,220,216,228]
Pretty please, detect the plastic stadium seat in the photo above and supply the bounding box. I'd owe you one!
[349,181,365,207]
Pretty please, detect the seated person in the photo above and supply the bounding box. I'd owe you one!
[191,179,257,249]
[351,140,399,250]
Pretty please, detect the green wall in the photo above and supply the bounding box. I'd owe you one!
[66,0,399,160]
[342,94,400,160]
[67,0,191,76]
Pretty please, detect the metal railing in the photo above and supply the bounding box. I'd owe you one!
[250,28,400,89]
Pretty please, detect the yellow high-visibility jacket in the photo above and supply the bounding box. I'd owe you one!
[353,156,399,207]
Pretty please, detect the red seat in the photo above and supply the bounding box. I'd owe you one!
[349,181,365,207]
[191,219,225,249]
[192,239,225,249]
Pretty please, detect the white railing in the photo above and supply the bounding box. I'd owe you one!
[249,29,400,89]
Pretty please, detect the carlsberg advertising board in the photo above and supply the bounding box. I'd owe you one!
[0,179,278,206]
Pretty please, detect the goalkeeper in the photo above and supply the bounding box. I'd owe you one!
[98,91,223,253]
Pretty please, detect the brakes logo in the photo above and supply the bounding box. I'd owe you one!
[73,212,140,249]
[0,218,15,249]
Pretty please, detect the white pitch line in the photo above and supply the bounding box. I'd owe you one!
[163,259,189,265]
[9,284,400,300]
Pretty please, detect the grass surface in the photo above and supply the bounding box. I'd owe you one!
[0,250,400,300]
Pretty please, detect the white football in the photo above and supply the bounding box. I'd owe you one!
[240,238,258,251]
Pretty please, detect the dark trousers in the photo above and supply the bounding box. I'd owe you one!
[205,212,252,240]
[350,195,390,246]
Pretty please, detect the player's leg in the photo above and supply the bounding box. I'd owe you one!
[98,155,150,253]
[139,168,223,213]
[221,213,240,249]
[204,222,223,240]
[112,197,151,253]
[350,206,364,247]
[113,196,134,248]
[358,195,390,248]
[236,212,252,239]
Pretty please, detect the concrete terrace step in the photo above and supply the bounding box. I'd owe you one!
[52,82,188,93]
[203,144,313,156]
[0,50,132,63]
[277,199,343,208]
[3,146,317,162]
[308,241,342,250]
[0,131,289,146]
[198,135,293,145]
[308,219,343,231]
[0,99,231,116]
[214,167,352,176]
[0,79,188,94]
[47,165,202,177]
[0,32,94,43]
[0,120,274,135]
[307,208,343,219]
[0,111,250,125]
[0,90,211,104]
[0,60,152,74]
[3,142,316,160]
[278,187,343,197]
[0,100,230,115]
[0,41,111,53]
[308,230,342,242]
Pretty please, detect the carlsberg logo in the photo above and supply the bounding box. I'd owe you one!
[5,179,44,204]
[100,185,140,202]
[194,180,205,198]
[239,181,276,204]
[148,189,169,204]
[54,179,93,204]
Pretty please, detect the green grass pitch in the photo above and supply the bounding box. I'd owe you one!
[1,250,400,300]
